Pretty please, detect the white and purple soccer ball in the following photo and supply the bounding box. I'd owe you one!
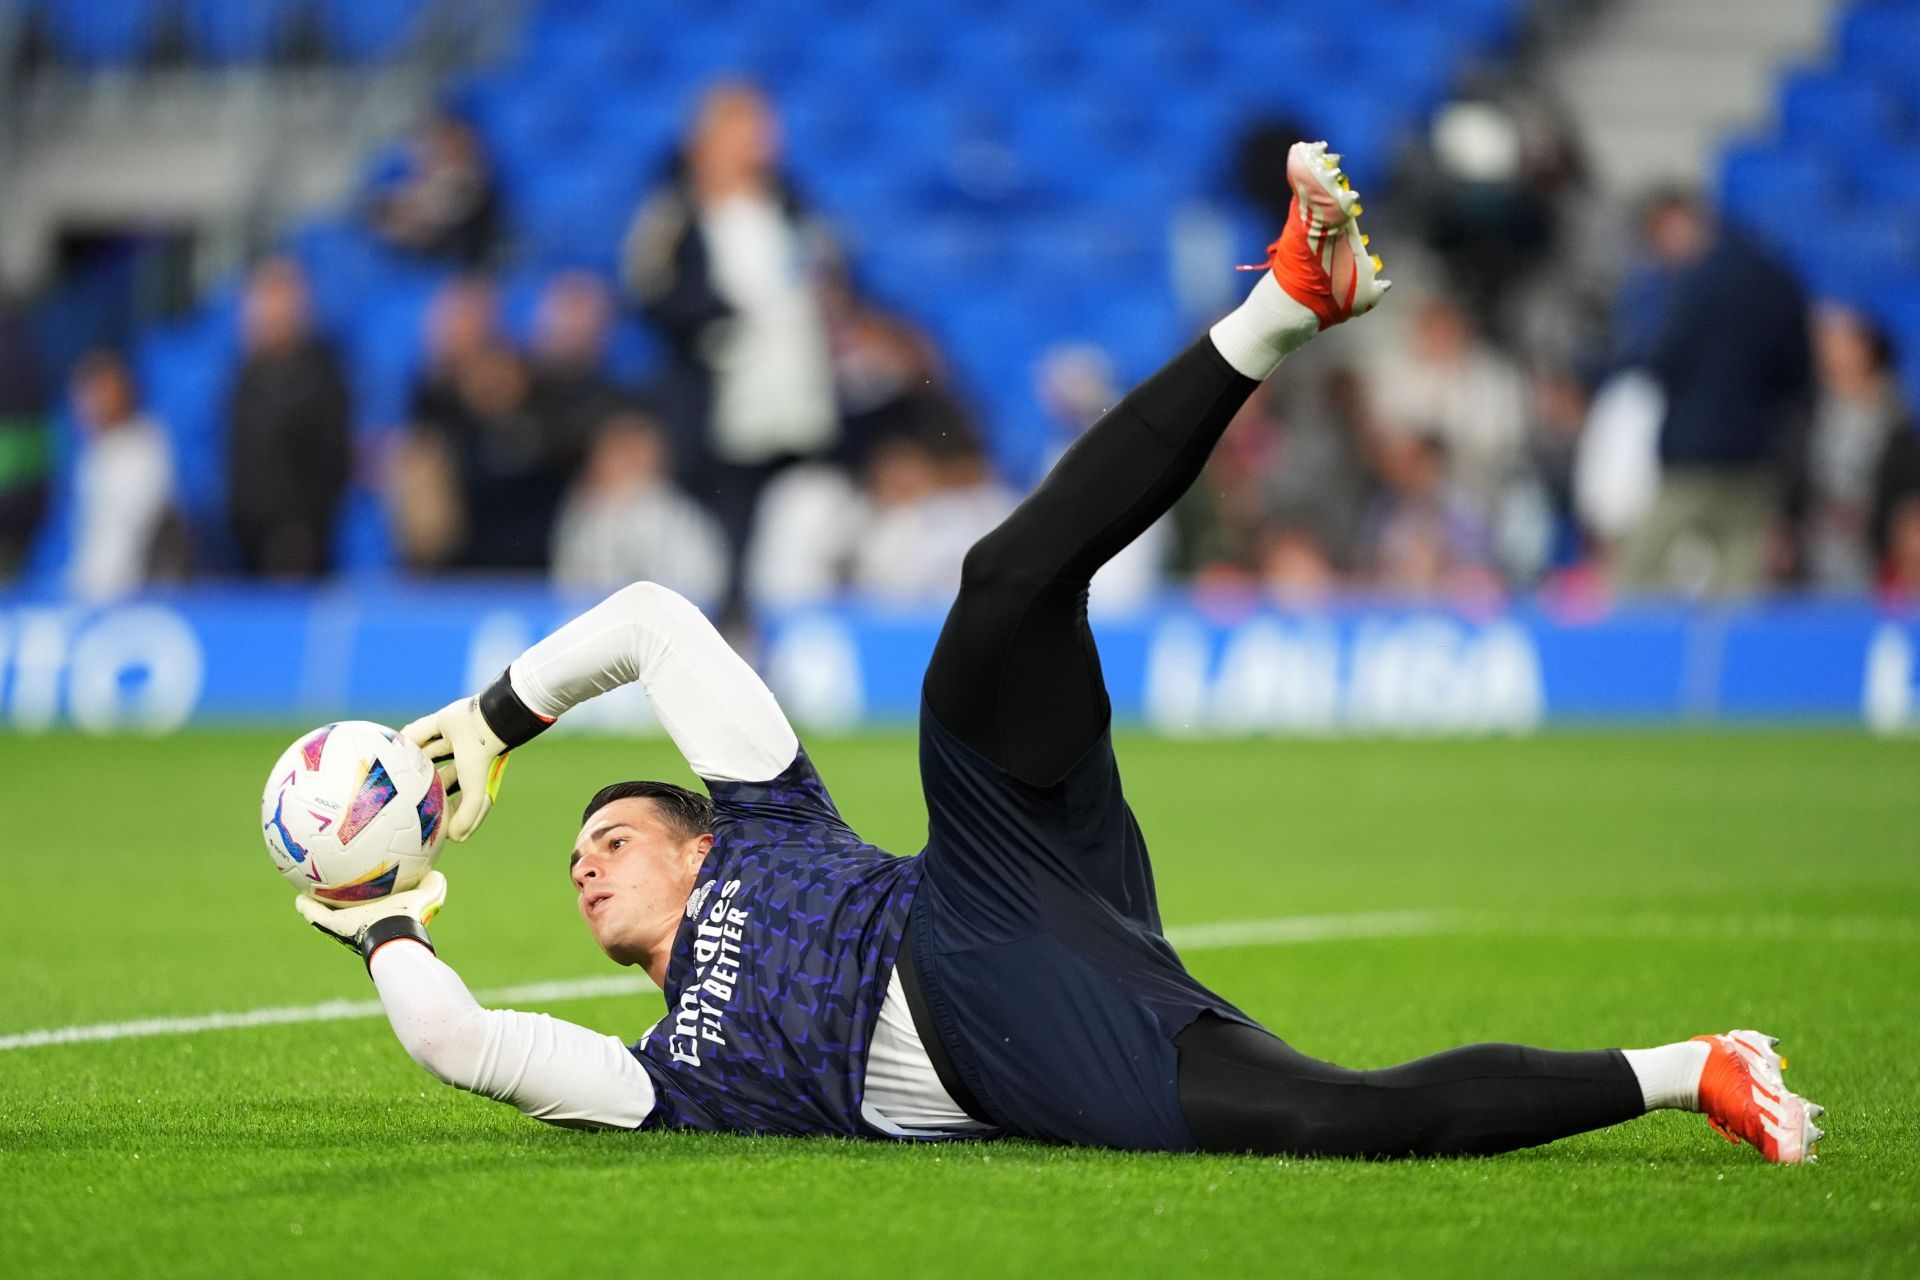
[261,720,446,904]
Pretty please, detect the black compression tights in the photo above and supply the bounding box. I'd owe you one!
[1175,1015,1645,1158]
[923,337,1257,783]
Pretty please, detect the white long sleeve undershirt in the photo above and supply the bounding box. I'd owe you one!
[507,580,798,783]
[370,939,657,1129]
[371,581,973,1135]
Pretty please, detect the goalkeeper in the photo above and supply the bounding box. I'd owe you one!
[302,143,1822,1161]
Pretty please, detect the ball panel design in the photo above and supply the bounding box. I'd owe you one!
[298,724,334,771]
[312,862,400,902]
[417,772,446,845]
[337,758,398,844]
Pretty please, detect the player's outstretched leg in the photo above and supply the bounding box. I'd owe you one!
[1176,1016,1825,1162]
[924,141,1388,784]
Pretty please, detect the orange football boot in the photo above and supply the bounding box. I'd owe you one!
[1244,139,1389,329]
[1692,1030,1825,1164]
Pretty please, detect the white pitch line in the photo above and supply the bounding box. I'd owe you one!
[0,974,658,1053]
[1164,909,1454,950]
[2,908,1912,1054]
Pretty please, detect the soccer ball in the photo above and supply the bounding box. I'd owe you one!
[261,720,446,903]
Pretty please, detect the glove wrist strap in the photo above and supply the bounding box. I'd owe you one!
[479,667,553,749]
[359,916,435,972]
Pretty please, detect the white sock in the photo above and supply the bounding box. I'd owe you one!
[1621,1041,1710,1112]
[1207,270,1321,380]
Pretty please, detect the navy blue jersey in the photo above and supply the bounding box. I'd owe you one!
[628,746,922,1136]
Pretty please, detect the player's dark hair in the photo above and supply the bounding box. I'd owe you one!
[581,780,713,840]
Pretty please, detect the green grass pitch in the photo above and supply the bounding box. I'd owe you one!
[3,728,1917,1278]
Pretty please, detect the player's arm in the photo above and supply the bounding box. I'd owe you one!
[408,581,798,840]
[299,873,657,1130]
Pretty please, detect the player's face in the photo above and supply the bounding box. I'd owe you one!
[569,799,712,970]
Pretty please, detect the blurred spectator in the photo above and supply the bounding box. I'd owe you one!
[390,276,502,571]
[411,275,503,424]
[849,422,1018,605]
[1879,493,1920,602]
[1803,308,1907,592]
[1261,364,1393,575]
[528,271,626,467]
[1037,343,1166,611]
[0,298,49,579]
[1527,366,1588,540]
[420,343,566,572]
[1173,387,1285,582]
[1254,520,1338,606]
[1410,86,1588,319]
[1370,296,1530,527]
[827,267,951,460]
[743,463,861,609]
[745,403,1011,610]
[1872,420,1920,600]
[1617,201,1811,596]
[1573,368,1664,558]
[367,111,501,269]
[1231,116,1316,231]
[1611,188,1709,367]
[65,349,175,600]
[621,80,841,610]
[226,258,351,578]
[551,411,728,605]
[1371,433,1500,597]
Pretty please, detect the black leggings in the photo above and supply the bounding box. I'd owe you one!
[1176,1015,1642,1158]
[922,337,1645,1157]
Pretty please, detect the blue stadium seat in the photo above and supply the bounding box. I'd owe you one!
[331,485,397,574]
[181,0,301,63]
[40,0,166,68]
[797,23,948,90]
[1853,147,1920,213]
[1836,1,1920,108]
[508,162,641,274]
[1719,143,1850,247]
[1078,22,1225,92]
[346,276,442,434]
[1351,18,1460,118]
[940,22,1085,98]
[1379,0,1519,50]
[1788,210,1920,305]
[135,317,238,526]
[1211,23,1339,102]
[1778,69,1909,157]
[317,0,424,63]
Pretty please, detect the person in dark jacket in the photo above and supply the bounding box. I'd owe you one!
[620,80,842,618]
[0,297,50,580]
[226,258,352,578]
[368,111,501,270]
[1618,198,1812,595]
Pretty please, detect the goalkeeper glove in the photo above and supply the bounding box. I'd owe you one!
[296,870,448,971]
[401,668,554,842]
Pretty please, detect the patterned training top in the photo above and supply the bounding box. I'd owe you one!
[628,745,923,1136]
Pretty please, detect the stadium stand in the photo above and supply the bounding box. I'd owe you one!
[18,0,1534,577]
[45,0,1920,593]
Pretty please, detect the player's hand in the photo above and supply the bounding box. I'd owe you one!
[402,697,512,842]
[296,871,448,967]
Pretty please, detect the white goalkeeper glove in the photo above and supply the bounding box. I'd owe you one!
[401,667,554,843]
[296,870,448,969]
